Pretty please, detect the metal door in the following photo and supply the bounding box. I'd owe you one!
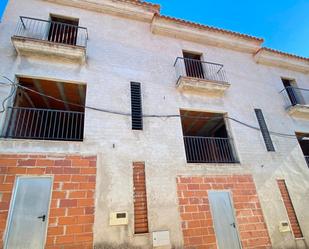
[208,191,242,249]
[5,177,52,249]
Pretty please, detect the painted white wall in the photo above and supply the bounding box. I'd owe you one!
[0,0,309,248]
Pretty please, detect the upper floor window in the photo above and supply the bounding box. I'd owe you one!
[174,51,229,95]
[180,110,238,163]
[1,77,86,141]
[281,78,305,106]
[183,51,204,79]
[296,132,309,168]
[48,15,79,46]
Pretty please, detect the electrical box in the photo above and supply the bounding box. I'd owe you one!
[109,212,128,226]
[279,221,291,233]
[153,230,171,247]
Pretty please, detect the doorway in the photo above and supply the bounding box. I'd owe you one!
[4,177,53,249]
[208,191,242,249]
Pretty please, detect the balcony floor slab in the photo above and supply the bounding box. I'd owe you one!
[287,104,309,119]
[12,36,86,63]
[176,76,230,96]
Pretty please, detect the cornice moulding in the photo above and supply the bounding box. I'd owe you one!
[151,16,262,54]
[45,0,159,22]
[254,49,309,74]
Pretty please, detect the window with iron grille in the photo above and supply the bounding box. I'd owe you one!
[1,77,86,141]
[130,82,143,130]
[180,110,238,163]
[254,109,275,151]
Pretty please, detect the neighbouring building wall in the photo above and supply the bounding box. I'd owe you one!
[0,0,309,249]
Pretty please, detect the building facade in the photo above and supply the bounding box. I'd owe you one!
[0,0,309,248]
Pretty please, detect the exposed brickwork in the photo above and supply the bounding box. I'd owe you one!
[0,154,97,249]
[177,175,271,249]
[277,180,303,238]
[133,162,148,234]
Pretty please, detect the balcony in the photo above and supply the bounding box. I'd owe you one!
[184,136,238,163]
[174,57,230,96]
[280,87,309,119]
[1,107,84,141]
[11,16,88,62]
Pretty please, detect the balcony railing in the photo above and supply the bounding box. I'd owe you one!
[1,107,84,141]
[280,86,309,108]
[14,16,88,47]
[305,156,309,168]
[174,57,228,84]
[183,136,238,163]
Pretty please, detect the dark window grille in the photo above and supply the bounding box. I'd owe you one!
[183,136,238,163]
[1,107,84,141]
[130,82,143,130]
[254,109,275,151]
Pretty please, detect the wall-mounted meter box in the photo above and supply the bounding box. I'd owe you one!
[279,221,291,233]
[153,230,171,248]
[109,212,128,226]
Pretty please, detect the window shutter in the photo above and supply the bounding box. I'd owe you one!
[130,82,143,130]
[254,109,275,151]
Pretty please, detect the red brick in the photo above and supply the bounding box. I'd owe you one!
[77,215,94,224]
[60,199,77,208]
[48,226,64,236]
[54,160,71,166]
[77,198,94,207]
[71,175,88,182]
[7,167,26,174]
[80,168,96,174]
[17,159,36,166]
[58,216,77,225]
[26,167,46,174]
[66,225,84,234]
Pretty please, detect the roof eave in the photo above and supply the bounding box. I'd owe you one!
[45,0,159,22]
[151,15,263,54]
[254,48,309,73]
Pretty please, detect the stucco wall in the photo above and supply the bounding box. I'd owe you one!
[0,0,309,248]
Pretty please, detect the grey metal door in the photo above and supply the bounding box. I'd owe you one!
[208,191,242,249]
[5,177,52,249]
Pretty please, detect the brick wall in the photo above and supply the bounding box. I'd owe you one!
[0,154,96,249]
[133,162,148,234]
[277,179,303,238]
[177,175,271,249]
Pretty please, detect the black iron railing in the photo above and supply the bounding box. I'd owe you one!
[174,57,228,84]
[280,86,309,108]
[305,156,309,168]
[1,107,84,141]
[183,136,238,163]
[14,16,88,47]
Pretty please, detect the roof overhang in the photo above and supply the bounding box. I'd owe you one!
[45,0,160,22]
[151,15,263,53]
[254,48,309,73]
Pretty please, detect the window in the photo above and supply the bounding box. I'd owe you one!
[133,162,148,234]
[183,52,204,79]
[295,132,309,167]
[48,15,79,46]
[281,78,304,106]
[2,77,86,141]
[130,82,143,130]
[277,180,303,238]
[254,109,275,152]
[180,110,238,163]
